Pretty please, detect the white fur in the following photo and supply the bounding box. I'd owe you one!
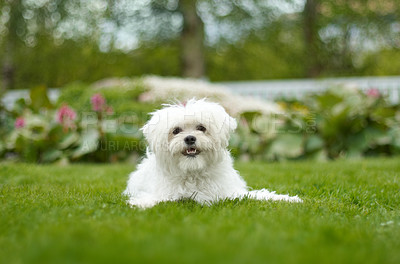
[123,99,302,208]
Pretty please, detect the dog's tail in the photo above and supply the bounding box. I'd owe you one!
[244,189,303,203]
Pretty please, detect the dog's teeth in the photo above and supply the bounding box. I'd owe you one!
[186,148,196,154]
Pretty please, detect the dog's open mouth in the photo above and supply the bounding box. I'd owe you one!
[182,147,200,157]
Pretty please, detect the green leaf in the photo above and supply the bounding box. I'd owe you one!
[24,115,49,141]
[58,133,80,149]
[48,125,64,142]
[371,107,396,125]
[252,115,277,137]
[30,86,53,111]
[346,133,368,154]
[241,111,262,124]
[314,92,342,109]
[308,149,328,161]
[365,127,391,146]
[72,129,100,159]
[42,149,63,162]
[346,148,363,159]
[305,135,324,153]
[268,134,303,159]
[390,128,400,148]
[13,98,28,113]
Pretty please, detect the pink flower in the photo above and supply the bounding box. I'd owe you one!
[57,105,77,131]
[15,117,25,129]
[57,105,77,123]
[366,88,380,98]
[91,93,106,112]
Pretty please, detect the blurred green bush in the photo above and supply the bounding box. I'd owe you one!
[0,80,157,163]
[1,80,399,163]
[231,86,400,161]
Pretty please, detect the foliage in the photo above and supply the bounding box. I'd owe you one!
[304,87,400,158]
[57,80,154,117]
[55,80,158,162]
[230,86,400,161]
[1,86,97,163]
[1,159,400,263]
[1,79,400,163]
[0,82,157,163]
[1,1,400,89]
[11,39,182,89]
[363,49,400,76]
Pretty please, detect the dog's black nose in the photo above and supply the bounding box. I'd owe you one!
[184,135,196,145]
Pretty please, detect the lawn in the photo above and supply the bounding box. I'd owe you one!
[1,158,399,264]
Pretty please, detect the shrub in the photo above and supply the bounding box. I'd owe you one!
[1,78,399,163]
[1,83,158,163]
[55,80,160,162]
[231,86,400,161]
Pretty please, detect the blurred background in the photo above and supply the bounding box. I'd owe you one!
[1,0,400,88]
[0,0,399,163]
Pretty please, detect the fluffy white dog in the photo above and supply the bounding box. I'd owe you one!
[123,99,302,208]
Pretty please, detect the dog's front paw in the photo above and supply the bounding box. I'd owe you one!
[127,197,159,209]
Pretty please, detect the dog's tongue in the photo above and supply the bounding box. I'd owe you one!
[186,148,197,154]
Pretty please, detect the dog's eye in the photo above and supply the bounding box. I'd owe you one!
[172,127,182,135]
[196,125,206,132]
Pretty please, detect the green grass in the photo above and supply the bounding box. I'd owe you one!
[1,158,400,264]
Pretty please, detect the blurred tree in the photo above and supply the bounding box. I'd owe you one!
[111,0,276,78]
[1,0,21,90]
[179,0,205,78]
[0,0,115,89]
[0,0,72,90]
[207,13,306,81]
[1,0,400,89]
[303,0,322,77]
[301,0,400,77]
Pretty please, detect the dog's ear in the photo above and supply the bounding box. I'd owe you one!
[220,112,237,134]
[217,113,237,148]
[141,123,148,133]
[140,112,158,145]
[141,121,157,152]
[141,123,149,140]
[228,116,237,132]
[140,111,164,152]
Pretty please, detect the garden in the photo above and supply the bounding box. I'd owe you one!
[1,1,400,263]
[1,77,399,164]
[1,77,400,264]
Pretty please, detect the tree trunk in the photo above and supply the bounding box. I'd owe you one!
[1,0,20,90]
[2,42,15,91]
[303,0,322,78]
[178,0,205,78]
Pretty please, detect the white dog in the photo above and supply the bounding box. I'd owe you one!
[123,99,302,208]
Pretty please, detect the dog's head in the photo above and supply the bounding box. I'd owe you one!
[142,99,237,172]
